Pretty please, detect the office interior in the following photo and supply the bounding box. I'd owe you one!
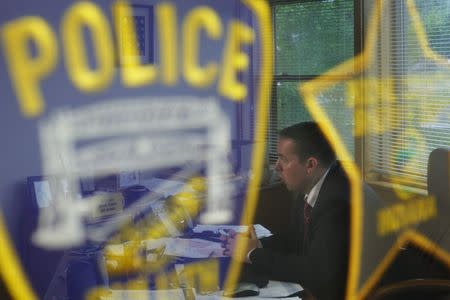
[0,0,449,299]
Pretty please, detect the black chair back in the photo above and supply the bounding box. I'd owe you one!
[427,148,450,202]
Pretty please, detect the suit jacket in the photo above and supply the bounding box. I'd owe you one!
[249,161,350,300]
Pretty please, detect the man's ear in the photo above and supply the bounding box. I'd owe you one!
[306,157,319,175]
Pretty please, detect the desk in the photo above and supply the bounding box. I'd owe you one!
[104,291,301,300]
[102,228,316,299]
[101,289,318,300]
[103,279,304,299]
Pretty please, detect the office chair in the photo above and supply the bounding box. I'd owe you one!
[368,148,450,300]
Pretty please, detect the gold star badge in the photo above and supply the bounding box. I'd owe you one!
[300,1,450,299]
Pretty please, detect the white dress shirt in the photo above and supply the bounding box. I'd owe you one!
[304,166,331,208]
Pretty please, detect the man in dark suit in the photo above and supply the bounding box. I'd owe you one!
[224,122,350,300]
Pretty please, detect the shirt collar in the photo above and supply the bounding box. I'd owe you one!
[304,166,331,208]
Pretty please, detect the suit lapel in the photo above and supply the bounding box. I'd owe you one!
[303,162,342,253]
[311,162,340,220]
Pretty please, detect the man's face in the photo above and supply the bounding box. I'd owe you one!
[275,137,309,193]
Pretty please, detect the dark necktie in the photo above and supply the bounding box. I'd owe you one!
[303,198,312,246]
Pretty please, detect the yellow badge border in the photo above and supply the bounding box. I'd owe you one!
[0,211,38,299]
[223,0,274,294]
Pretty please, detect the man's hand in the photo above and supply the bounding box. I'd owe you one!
[221,226,262,263]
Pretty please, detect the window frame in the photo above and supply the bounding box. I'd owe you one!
[268,0,363,165]
[363,0,450,193]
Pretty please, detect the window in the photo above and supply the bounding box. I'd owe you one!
[269,0,357,163]
[366,0,450,189]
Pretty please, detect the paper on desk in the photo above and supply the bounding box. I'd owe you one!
[193,224,272,238]
[105,290,301,300]
[145,238,226,258]
[103,289,188,300]
[196,281,302,300]
[197,294,300,300]
[259,280,303,297]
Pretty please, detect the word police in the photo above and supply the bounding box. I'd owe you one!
[1,1,255,117]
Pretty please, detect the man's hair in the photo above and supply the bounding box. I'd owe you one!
[279,122,336,166]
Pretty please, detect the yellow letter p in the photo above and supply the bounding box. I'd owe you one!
[1,17,58,117]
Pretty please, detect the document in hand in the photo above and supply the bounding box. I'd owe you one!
[192,224,273,238]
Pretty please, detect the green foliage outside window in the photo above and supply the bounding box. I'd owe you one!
[269,0,355,162]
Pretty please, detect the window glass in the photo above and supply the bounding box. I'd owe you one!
[269,0,355,163]
[275,0,355,75]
